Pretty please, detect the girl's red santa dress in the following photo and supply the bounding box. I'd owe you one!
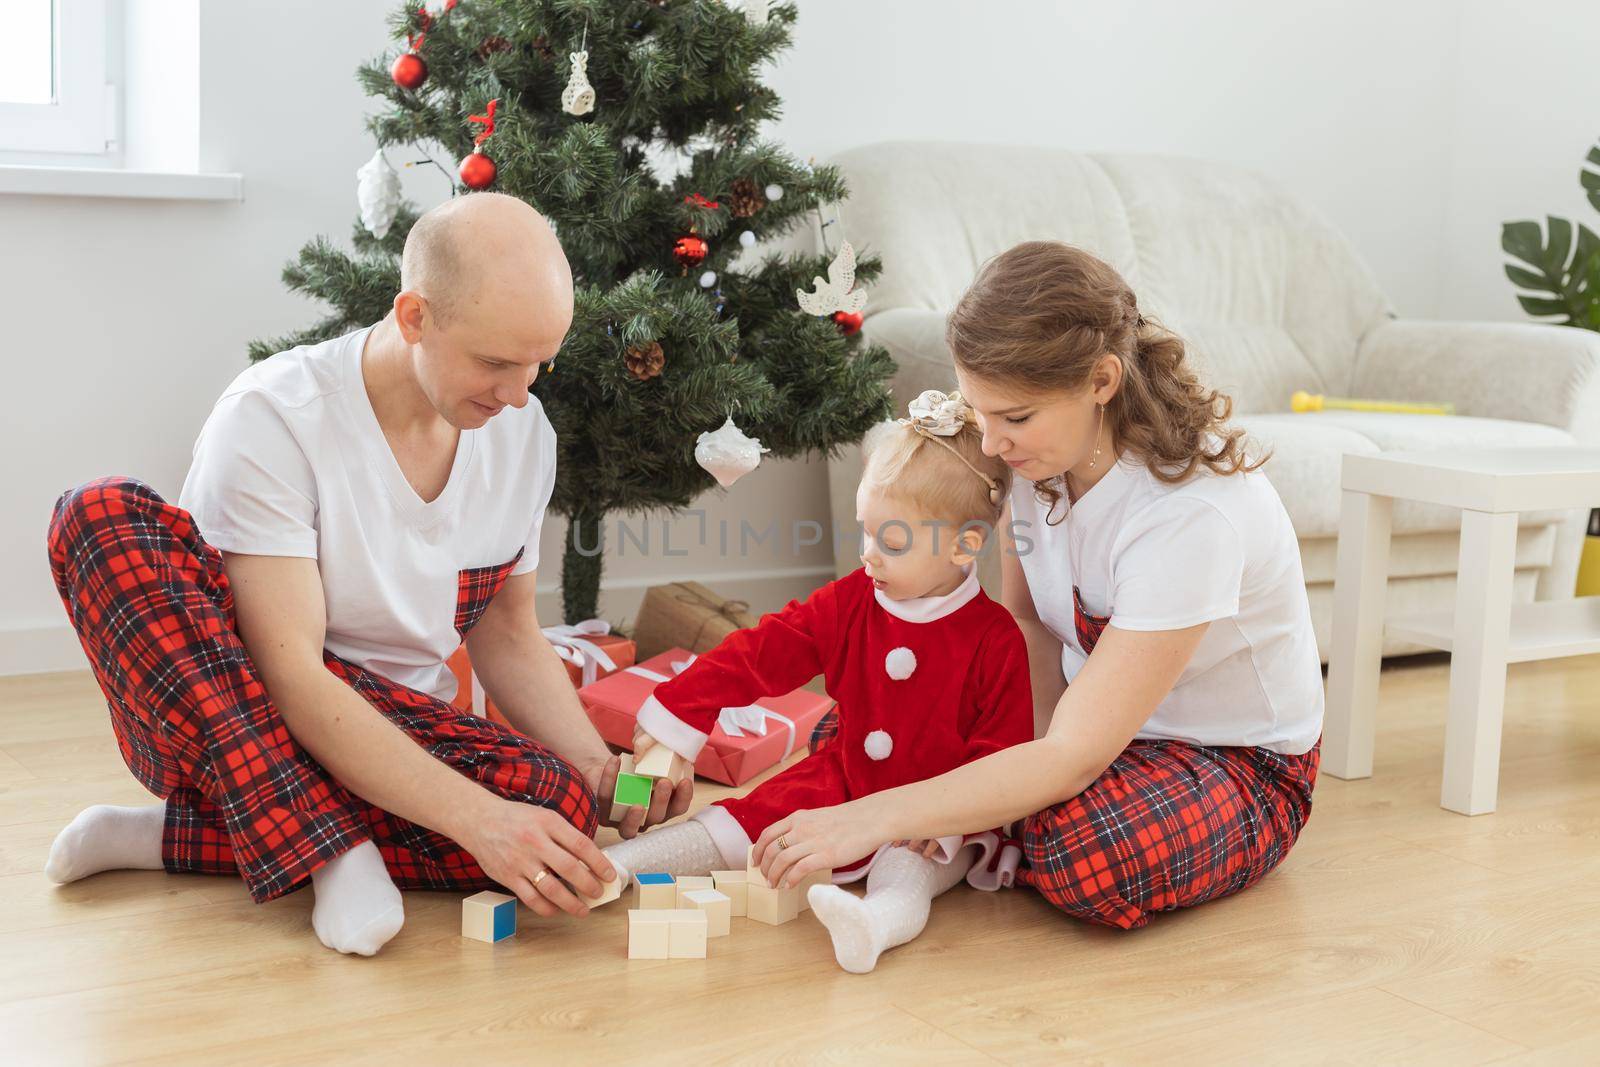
[638,565,1034,886]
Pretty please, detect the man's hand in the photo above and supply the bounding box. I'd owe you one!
[457,796,619,917]
[589,750,693,839]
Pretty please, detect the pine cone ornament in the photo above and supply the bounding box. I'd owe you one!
[625,341,666,381]
[476,35,512,59]
[727,178,766,219]
[531,35,556,61]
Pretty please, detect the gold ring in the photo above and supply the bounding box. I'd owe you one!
[532,869,549,886]
[777,834,791,851]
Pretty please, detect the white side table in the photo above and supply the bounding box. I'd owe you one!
[1323,447,1600,815]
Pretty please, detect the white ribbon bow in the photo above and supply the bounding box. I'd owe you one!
[624,656,800,761]
[543,619,619,687]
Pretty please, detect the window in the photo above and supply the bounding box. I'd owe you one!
[0,0,111,155]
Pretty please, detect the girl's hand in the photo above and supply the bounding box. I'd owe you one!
[595,750,693,839]
[753,801,892,890]
[894,838,943,859]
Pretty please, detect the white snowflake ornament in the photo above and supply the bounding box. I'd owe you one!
[797,239,868,317]
[562,51,595,116]
[695,416,770,488]
[356,150,402,240]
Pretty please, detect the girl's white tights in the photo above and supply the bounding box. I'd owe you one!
[808,843,978,974]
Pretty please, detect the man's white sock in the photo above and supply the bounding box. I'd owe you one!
[309,841,405,957]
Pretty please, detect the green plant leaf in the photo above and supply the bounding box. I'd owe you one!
[1501,216,1586,324]
[1584,143,1600,213]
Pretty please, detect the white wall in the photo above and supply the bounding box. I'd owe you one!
[4,0,1597,674]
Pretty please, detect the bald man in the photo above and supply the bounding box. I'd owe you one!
[43,193,690,955]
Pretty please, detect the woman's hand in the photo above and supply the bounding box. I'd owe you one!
[753,800,894,890]
[589,751,693,839]
[457,796,618,918]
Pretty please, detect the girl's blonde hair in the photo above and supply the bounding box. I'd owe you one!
[946,240,1264,522]
[860,405,1009,535]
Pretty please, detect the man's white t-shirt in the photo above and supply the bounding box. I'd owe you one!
[1008,452,1323,755]
[179,325,556,703]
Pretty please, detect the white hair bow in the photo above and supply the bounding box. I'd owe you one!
[904,389,970,437]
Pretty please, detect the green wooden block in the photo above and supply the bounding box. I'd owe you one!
[613,772,654,807]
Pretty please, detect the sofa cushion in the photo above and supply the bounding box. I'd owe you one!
[1239,412,1578,538]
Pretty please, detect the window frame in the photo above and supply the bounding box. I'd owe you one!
[0,0,111,155]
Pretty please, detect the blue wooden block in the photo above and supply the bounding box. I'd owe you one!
[463,890,517,943]
[636,872,675,885]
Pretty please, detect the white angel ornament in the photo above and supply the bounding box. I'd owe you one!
[797,239,868,317]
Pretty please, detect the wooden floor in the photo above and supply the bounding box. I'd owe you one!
[1,657,1597,1067]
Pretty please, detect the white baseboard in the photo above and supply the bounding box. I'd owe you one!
[0,624,90,677]
[0,564,838,679]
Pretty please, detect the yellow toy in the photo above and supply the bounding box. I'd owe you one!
[1291,391,1454,416]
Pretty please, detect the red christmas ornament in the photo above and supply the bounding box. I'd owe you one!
[391,52,428,90]
[674,234,709,268]
[833,310,864,335]
[458,98,500,189]
[459,149,498,190]
[391,6,434,90]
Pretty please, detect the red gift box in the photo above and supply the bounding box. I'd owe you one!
[447,622,637,728]
[577,647,835,786]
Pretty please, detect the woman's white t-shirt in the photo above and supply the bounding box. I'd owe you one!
[178,325,556,703]
[1008,453,1323,755]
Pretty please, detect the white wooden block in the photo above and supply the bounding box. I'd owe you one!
[711,870,748,917]
[628,909,671,959]
[633,744,677,779]
[579,871,626,909]
[746,845,770,888]
[674,875,714,907]
[746,882,799,925]
[665,908,708,958]
[683,888,732,937]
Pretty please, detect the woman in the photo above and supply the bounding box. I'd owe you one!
[756,241,1323,932]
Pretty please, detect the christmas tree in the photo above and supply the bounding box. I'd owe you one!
[250,0,895,625]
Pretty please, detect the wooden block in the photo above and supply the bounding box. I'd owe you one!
[746,882,800,926]
[683,888,732,937]
[796,867,833,912]
[665,908,708,958]
[614,772,654,808]
[627,909,672,959]
[711,870,748,917]
[632,744,678,779]
[674,875,714,907]
[746,845,770,888]
[578,870,626,910]
[634,872,677,910]
[461,890,517,943]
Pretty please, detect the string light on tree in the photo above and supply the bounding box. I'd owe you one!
[458,98,500,190]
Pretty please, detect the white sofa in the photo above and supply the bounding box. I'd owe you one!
[818,142,1600,660]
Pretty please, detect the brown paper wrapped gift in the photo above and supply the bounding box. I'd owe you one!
[631,581,758,660]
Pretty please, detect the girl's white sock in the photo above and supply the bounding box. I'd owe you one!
[602,819,726,878]
[808,844,977,974]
